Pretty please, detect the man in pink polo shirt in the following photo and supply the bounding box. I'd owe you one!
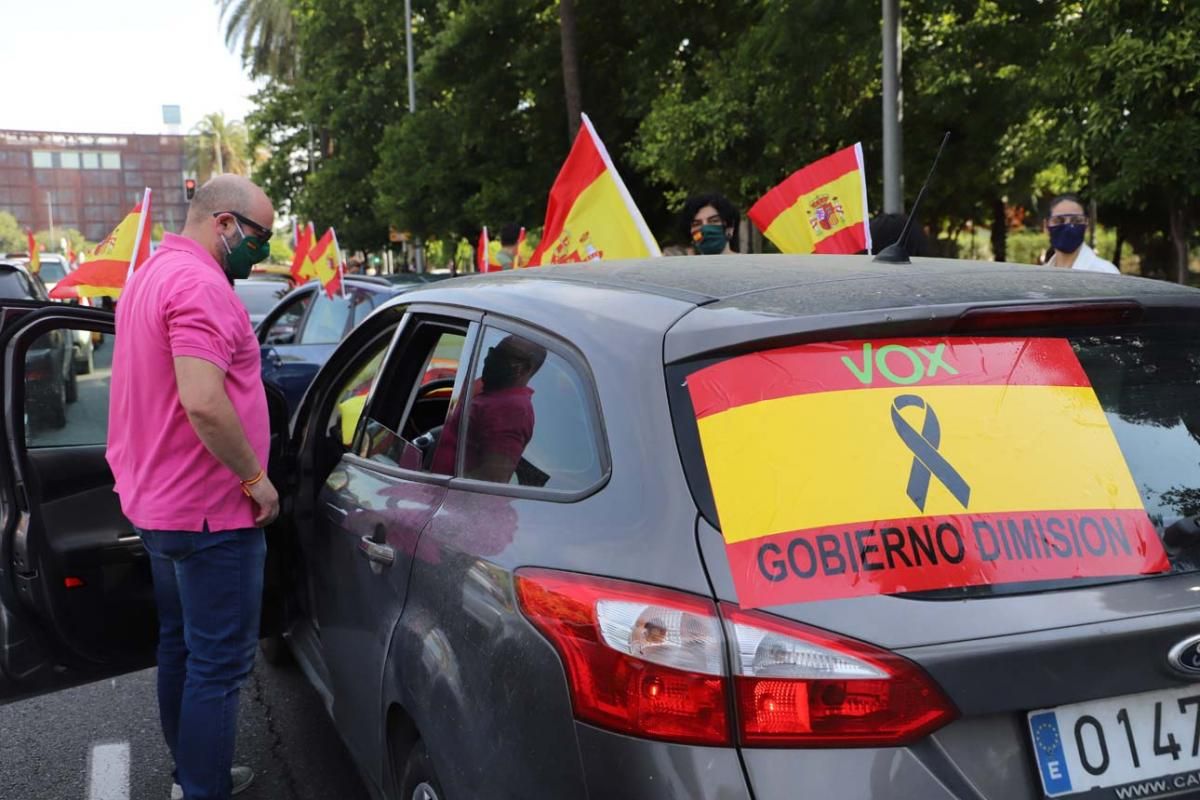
[107,174,278,800]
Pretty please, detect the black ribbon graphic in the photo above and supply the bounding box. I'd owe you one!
[891,394,971,511]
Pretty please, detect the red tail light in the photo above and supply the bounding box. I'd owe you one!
[516,569,956,749]
[722,604,957,747]
[515,569,731,746]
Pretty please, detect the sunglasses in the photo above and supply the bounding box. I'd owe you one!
[212,210,273,241]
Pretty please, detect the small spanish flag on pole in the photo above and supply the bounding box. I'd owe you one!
[26,230,39,274]
[476,227,491,273]
[291,220,315,283]
[748,144,871,255]
[527,113,660,266]
[304,228,344,298]
[50,188,152,299]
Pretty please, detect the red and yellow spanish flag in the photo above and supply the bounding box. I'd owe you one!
[304,228,344,298]
[477,227,502,273]
[687,336,1167,609]
[50,189,152,300]
[26,230,39,274]
[514,226,527,268]
[748,143,870,255]
[291,220,316,283]
[527,113,660,266]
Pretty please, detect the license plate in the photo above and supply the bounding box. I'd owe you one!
[1029,684,1200,798]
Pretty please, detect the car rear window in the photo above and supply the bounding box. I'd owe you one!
[39,261,67,282]
[669,326,1200,600]
[0,269,36,299]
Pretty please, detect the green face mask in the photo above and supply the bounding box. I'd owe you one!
[221,221,271,280]
[694,223,729,255]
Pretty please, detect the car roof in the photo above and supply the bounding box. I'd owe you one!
[390,254,1200,361]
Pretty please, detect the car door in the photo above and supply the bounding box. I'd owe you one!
[314,307,478,770]
[0,303,157,702]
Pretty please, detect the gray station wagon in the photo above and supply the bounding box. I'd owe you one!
[4,256,1200,800]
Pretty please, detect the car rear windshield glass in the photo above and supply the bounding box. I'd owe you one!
[39,261,67,282]
[0,270,35,299]
[670,327,1200,598]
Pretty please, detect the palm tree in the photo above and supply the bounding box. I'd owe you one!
[217,0,297,81]
[187,113,252,184]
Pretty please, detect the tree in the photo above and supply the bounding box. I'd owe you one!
[218,0,298,81]
[0,212,26,254]
[34,228,90,255]
[187,113,253,183]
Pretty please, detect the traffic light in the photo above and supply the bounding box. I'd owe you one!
[184,178,196,201]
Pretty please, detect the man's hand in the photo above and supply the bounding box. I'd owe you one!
[247,475,280,527]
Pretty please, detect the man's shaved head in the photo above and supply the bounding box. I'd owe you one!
[180,174,275,274]
[185,174,271,227]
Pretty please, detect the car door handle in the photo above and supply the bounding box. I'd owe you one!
[358,536,395,567]
[325,503,348,521]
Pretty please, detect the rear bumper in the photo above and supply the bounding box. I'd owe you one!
[575,722,751,799]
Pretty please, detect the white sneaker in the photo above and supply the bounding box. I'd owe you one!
[170,765,254,799]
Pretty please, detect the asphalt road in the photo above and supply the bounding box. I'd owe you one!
[0,659,373,800]
[28,332,114,449]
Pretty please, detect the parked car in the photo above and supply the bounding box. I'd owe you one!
[256,275,411,417]
[6,257,1200,800]
[233,274,294,329]
[0,260,76,428]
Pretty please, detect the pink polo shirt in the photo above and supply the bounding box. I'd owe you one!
[106,233,269,532]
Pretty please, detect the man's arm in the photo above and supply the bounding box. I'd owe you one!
[174,356,279,526]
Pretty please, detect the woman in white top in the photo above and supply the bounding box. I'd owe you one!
[1043,193,1120,274]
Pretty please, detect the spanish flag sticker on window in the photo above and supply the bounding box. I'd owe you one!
[687,337,1169,609]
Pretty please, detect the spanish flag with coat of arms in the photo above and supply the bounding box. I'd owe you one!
[527,113,660,266]
[50,189,152,299]
[303,228,345,298]
[748,143,870,255]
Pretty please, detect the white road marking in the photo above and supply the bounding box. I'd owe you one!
[87,742,130,800]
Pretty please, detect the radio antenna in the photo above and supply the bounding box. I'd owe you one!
[874,131,951,264]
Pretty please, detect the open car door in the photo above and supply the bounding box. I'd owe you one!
[0,302,291,704]
[0,303,159,703]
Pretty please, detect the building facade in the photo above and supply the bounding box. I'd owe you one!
[0,130,190,243]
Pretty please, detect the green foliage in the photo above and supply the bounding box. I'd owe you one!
[0,212,26,254]
[34,228,90,255]
[242,0,1198,278]
[219,0,298,81]
[188,113,254,183]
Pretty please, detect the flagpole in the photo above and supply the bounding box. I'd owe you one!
[127,187,152,280]
[578,113,661,257]
[332,228,347,298]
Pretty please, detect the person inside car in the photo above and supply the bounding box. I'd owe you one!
[430,335,547,483]
[683,192,740,255]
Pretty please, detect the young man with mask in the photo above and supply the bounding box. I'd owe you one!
[107,174,279,800]
[683,192,740,255]
[1043,193,1119,274]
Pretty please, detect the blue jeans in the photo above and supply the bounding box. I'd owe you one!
[139,527,265,800]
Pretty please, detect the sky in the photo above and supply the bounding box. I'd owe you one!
[2,0,262,135]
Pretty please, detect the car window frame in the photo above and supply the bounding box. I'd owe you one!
[296,288,356,346]
[258,284,316,345]
[342,304,482,486]
[447,313,611,503]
